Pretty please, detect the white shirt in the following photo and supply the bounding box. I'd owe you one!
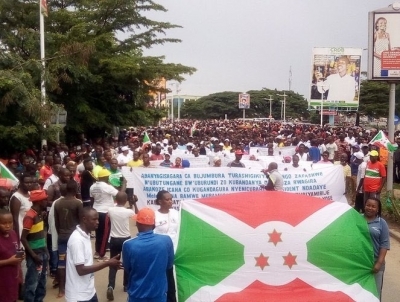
[65,226,95,302]
[326,143,338,160]
[108,207,135,238]
[154,209,180,247]
[48,197,62,251]
[318,73,356,102]
[357,162,367,193]
[9,191,32,240]
[90,182,118,213]
[345,136,356,145]
[117,153,132,166]
[43,174,59,191]
[318,144,327,154]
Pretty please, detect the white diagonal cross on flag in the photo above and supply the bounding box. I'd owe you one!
[180,199,378,302]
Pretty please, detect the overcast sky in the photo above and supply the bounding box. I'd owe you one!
[144,0,393,99]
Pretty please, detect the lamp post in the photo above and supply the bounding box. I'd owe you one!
[264,95,273,118]
[277,92,288,121]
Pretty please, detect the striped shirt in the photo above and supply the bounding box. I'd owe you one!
[23,208,47,254]
[363,161,386,193]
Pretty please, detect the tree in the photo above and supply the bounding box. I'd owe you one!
[0,0,195,152]
[180,89,309,120]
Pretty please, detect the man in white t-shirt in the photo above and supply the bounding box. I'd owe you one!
[43,164,61,191]
[325,137,338,162]
[90,169,126,260]
[117,146,132,168]
[65,207,121,302]
[106,192,136,300]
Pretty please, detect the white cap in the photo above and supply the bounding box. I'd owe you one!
[219,142,224,146]
[187,143,194,147]
[121,146,129,152]
[354,151,364,159]
[163,139,168,144]
[224,139,230,142]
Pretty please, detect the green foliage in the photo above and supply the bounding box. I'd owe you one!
[180,89,309,120]
[0,0,195,148]
[358,80,400,118]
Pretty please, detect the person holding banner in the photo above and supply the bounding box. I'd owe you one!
[227,150,246,168]
[261,162,283,191]
[363,198,390,299]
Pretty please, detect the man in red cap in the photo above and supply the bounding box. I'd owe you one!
[227,149,246,168]
[21,190,48,302]
[122,208,174,302]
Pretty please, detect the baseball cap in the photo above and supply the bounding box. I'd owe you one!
[121,146,129,152]
[29,190,48,203]
[354,151,364,160]
[133,208,155,225]
[98,168,111,178]
[370,150,379,157]
[235,149,245,155]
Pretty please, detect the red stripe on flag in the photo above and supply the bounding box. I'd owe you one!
[216,279,355,302]
[195,191,331,228]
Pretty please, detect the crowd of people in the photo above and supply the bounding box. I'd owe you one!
[0,119,394,301]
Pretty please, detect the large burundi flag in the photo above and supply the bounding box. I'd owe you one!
[175,191,378,301]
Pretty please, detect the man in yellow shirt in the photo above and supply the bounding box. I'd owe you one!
[127,151,143,168]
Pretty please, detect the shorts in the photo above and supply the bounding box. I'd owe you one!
[58,240,68,268]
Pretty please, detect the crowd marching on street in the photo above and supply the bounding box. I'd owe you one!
[0,119,394,301]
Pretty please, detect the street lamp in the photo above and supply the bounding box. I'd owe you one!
[277,92,288,121]
[264,95,273,118]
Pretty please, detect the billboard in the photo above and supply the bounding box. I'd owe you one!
[238,93,250,109]
[309,47,362,109]
[368,8,400,80]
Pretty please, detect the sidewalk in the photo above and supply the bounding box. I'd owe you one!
[390,189,400,242]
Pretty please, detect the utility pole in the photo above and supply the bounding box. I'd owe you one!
[289,66,292,91]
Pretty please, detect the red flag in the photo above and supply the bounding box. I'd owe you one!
[41,0,48,17]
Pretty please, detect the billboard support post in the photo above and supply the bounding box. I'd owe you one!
[387,83,396,191]
[243,109,245,121]
[320,92,323,127]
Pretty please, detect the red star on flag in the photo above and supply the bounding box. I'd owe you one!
[283,252,297,269]
[268,229,282,246]
[254,253,269,270]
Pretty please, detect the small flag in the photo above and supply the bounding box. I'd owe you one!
[189,121,197,137]
[369,130,397,152]
[0,162,19,189]
[40,0,48,17]
[142,132,151,148]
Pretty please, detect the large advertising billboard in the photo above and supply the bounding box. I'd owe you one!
[238,93,250,109]
[368,9,400,80]
[309,47,362,109]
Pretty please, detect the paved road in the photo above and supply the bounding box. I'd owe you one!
[43,222,400,302]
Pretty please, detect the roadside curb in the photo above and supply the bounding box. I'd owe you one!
[389,229,400,243]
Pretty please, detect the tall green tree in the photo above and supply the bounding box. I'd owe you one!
[0,0,195,152]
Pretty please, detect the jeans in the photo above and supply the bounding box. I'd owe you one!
[78,293,98,302]
[24,253,48,302]
[108,237,130,289]
[47,233,58,275]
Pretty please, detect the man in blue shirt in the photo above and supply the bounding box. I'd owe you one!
[122,208,174,302]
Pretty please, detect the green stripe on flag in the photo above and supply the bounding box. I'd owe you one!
[0,162,18,181]
[175,210,245,301]
[307,209,378,297]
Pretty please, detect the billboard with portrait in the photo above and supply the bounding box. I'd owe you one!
[368,9,400,80]
[238,93,250,109]
[309,47,362,110]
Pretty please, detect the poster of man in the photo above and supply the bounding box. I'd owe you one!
[309,47,362,109]
[368,10,400,80]
[238,93,250,109]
